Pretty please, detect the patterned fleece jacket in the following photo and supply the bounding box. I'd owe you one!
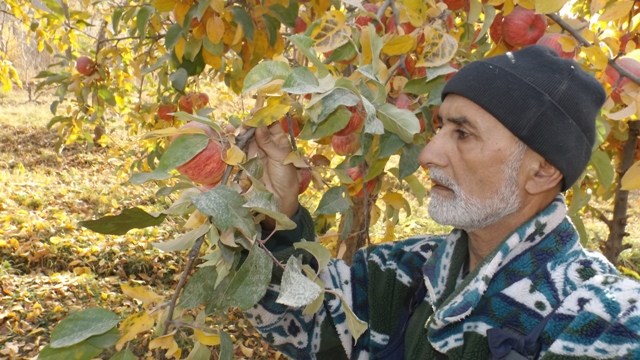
[245,195,640,359]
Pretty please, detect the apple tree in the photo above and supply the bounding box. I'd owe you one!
[2,0,640,358]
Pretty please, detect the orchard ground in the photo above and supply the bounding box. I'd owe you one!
[0,88,638,359]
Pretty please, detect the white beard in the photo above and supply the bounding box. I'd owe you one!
[427,145,525,231]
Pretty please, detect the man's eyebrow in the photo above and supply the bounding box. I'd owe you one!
[441,115,477,130]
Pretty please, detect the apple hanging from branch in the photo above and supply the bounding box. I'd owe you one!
[173,121,226,186]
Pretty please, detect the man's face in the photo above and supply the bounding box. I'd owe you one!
[418,94,527,230]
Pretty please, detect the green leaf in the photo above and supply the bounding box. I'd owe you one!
[110,349,137,360]
[142,53,171,75]
[219,331,234,360]
[378,133,405,158]
[185,342,212,360]
[242,60,291,94]
[218,245,273,310]
[340,208,354,241]
[288,34,328,78]
[179,266,218,309]
[590,149,614,189]
[294,241,331,272]
[262,14,280,47]
[153,223,209,252]
[315,187,350,215]
[244,189,297,231]
[404,76,445,96]
[85,327,119,348]
[158,133,209,172]
[191,185,256,239]
[136,5,154,36]
[307,88,359,124]
[268,2,299,27]
[376,103,420,143]
[50,308,119,348]
[299,106,350,140]
[165,24,183,50]
[97,86,116,106]
[403,174,426,206]
[339,297,367,342]
[282,67,320,94]
[399,143,422,179]
[364,157,388,181]
[276,257,323,307]
[325,41,358,63]
[129,170,173,185]
[38,342,102,360]
[79,207,166,235]
[112,8,124,34]
[231,6,254,41]
[171,68,189,93]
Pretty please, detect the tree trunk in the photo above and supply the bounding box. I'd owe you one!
[603,120,640,264]
[337,194,374,265]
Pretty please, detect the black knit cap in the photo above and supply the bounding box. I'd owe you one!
[441,45,605,191]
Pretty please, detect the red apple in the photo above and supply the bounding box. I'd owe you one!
[192,92,209,110]
[355,3,383,33]
[336,104,365,136]
[298,168,312,194]
[279,115,302,137]
[443,0,468,11]
[178,95,194,114]
[489,13,505,44]
[347,167,377,198]
[332,133,360,155]
[604,56,640,104]
[536,33,576,59]
[173,122,226,186]
[502,6,547,48]
[395,93,414,110]
[294,16,307,34]
[157,103,177,121]
[76,56,96,76]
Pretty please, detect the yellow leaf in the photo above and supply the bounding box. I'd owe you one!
[418,27,458,67]
[231,23,244,46]
[173,1,191,25]
[185,209,209,229]
[174,36,186,63]
[121,284,164,307]
[246,96,291,127]
[598,1,634,22]
[194,329,221,345]
[203,49,223,69]
[209,0,225,13]
[283,151,308,167]
[141,127,205,140]
[590,0,607,14]
[382,35,417,56]
[206,16,224,44]
[225,144,246,165]
[535,0,567,13]
[360,25,373,65]
[606,102,637,121]
[193,22,206,40]
[311,11,352,53]
[621,160,640,190]
[517,0,535,10]
[382,192,410,213]
[153,0,175,12]
[116,311,155,351]
[382,219,396,243]
[558,34,578,52]
[149,333,182,359]
[582,46,609,71]
[404,0,429,27]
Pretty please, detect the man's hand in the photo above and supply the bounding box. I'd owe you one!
[250,124,300,228]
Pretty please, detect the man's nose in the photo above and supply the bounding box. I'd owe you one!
[418,132,446,169]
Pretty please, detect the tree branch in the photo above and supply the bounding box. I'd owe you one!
[548,13,640,86]
[158,234,206,360]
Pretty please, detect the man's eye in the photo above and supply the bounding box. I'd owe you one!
[455,129,470,139]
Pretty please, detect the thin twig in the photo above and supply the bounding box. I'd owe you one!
[158,234,206,360]
[548,13,640,86]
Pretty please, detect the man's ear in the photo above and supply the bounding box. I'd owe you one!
[524,157,563,195]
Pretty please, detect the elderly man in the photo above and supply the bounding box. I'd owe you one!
[246,45,640,359]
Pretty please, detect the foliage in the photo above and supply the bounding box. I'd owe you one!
[1,0,640,358]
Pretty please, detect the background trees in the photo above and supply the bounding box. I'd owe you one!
[1,0,639,358]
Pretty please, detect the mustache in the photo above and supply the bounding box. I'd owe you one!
[428,168,457,189]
